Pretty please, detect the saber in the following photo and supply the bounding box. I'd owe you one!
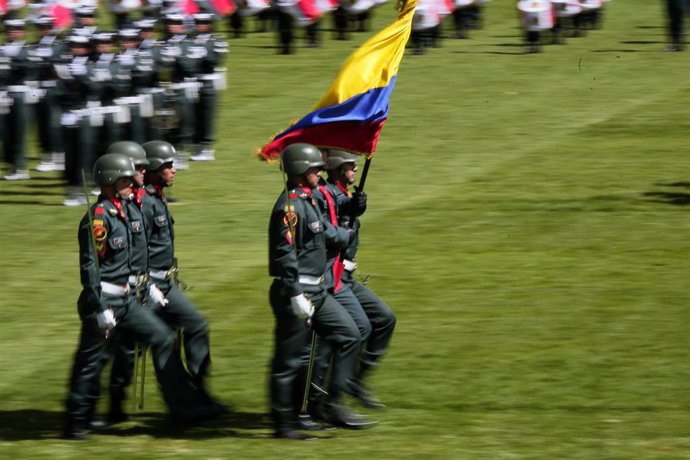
[131,342,140,413]
[300,329,318,414]
[138,346,147,410]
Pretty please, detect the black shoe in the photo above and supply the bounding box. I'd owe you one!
[350,380,386,409]
[63,423,89,440]
[321,400,377,430]
[274,426,318,441]
[296,413,330,431]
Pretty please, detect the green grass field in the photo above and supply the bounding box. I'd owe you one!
[1,1,690,458]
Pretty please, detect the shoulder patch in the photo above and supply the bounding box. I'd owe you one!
[93,225,107,242]
[94,206,105,215]
[283,212,298,228]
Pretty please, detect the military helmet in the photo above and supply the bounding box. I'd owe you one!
[142,140,176,171]
[280,143,324,175]
[324,149,359,171]
[107,141,149,167]
[93,153,136,186]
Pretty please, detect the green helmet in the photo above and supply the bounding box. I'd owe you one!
[142,140,176,171]
[93,153,136,186]
[107,141,149,167]
[280,143,324,175]
[324,149,359,171]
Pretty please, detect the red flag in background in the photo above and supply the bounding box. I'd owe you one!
[211,0,237,16]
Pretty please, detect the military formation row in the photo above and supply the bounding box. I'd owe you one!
[0,10,228,207]
[64,140,396,441]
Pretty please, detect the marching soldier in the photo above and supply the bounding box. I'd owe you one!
[268,143,371,440]
[101,141,170,424]
[141,140,225,408]
[2,19,38,181]
[189,13,228,162]
[32,15,66,173]
[64,153,224,440]
[321,150,397,409]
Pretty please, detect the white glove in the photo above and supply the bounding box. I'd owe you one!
[96,309,117,330]
[149,283,169,307]
[290,294,314,319]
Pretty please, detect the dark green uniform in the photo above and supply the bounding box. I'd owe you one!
[142,183,213,390]
[268,184,360,430]
[64,197,214,436]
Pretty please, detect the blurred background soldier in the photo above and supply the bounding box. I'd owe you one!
[57,34,96,206]
[32,15,67,173]
[142,0,165,20]
[91,31,128,156]
[4,0,26,21]
[109,0,143,30]
[517,0,554,53]
[72,6,99,38]
[161,12,194,169]
[189,12,228,162]
[2,19,37,181]
[135,18,166,142]
[411,0,442,55]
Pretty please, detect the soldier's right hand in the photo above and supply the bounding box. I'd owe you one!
[290,294,314,319]
[96,308,117,330]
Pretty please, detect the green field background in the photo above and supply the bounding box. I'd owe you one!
[1,1,689,458]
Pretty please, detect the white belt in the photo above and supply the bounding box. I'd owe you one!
[149,269,170,280]
[299,275,324,286]
[342,259,358,272]
[40,80,58,88]
[101,281,130,296]
[7,85,28,92]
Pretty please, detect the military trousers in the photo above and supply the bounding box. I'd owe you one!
[66,292,207,425]
[193,82,217,147]
[35,86,63,155]
[269,280,360,425]
[150,278,211,388]
[4,91,28,170]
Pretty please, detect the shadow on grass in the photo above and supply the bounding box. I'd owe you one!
[642,191,690,205]
[0,409,270,441]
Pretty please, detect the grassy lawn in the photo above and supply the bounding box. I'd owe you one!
[1,1,689,458]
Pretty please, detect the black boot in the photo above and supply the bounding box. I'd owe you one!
[108,396,132,424]
[350,378,385,409]
[62,420,89,440]
[320,399,376,429]
[274,422,318,440]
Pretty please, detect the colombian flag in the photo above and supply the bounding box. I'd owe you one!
[259,0,417,160]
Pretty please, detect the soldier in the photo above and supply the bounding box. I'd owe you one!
[135,19,166,142]
[141,140,224,407]
[32,15,66,173]
[2,19,37,181]
[73,6,99,38]
[57,34,96,206]
[100,141,170,424]
[91,31,128,155]
[321,150,397,409]
[63,153,223,440]
[268,143,371,440]
[161,13,194,169]
[189,13,228,162]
